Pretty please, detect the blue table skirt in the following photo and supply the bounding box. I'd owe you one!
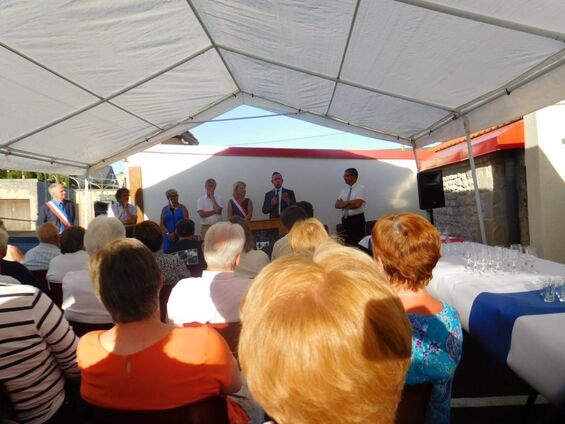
[469,290,565,364]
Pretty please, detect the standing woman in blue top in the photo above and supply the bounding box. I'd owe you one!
[160,188,189,250]
[372,213,463,424]
[227,181,253,221]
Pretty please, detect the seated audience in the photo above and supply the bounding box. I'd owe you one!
[78,238,241,410]
[0,282,80,423]
[239,241,412,424]
[165,218,206,275]
[229,216,269,279]
[270,205,308,260]
[134,220,190,286]
[47,226,88,285]
[0,219,23,262]
[167,222,250,324]
[62,216,125,324]
[372,213,463,424]
[0,228,39,287]
[22,222,61,270]
[288,217,331,254]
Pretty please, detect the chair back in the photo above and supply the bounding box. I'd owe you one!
[68,320,113,337]
[0,382,17,422]
[187,263,206,278]
[395,383,433,424]
[212,322,242,360]
[159,284,175,323]
[84,395,229,424]
[31,269,49,293]
[47,282,63,308]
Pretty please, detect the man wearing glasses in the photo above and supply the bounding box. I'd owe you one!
[335,168,366,245]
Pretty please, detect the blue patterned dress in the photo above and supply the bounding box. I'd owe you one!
[406,303,463,424]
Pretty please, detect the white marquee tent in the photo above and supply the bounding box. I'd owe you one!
[1,0,564,176]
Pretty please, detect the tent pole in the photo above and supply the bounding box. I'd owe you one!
[463,116,487,244]
[84,174,90,227]
[412,145,421,172]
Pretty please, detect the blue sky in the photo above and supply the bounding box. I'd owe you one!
[188,105,401,150]
[114,105,402,173]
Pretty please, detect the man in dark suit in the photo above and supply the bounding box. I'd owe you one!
[38,183,77,234]
[262,172,296,218]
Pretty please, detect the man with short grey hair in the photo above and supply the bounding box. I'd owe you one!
[22,222,61,271]
[167,221,250,324]
[38,182,77,234]
[197,178,224,239]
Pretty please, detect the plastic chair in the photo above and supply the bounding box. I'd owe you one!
[83,395,229,424]
[30,269,49,293]
[0,381,18,422]
[47,282,63,308]
[395,383,433,424]
[159,284,175,323]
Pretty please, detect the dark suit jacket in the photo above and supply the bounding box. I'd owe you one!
[262,188,296,218]
[38,199,77,232]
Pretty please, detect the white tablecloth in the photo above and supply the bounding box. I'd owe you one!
[428,245,565,402]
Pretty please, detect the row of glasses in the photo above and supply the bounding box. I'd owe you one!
[453,243,539,275]
[539,276,565,302]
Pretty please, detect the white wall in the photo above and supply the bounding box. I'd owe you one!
[127,145,420,235]
[524,101,565,263]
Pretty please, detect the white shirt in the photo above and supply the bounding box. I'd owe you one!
[62,269,112,324]
[197,194,225,225]
[109,203,137,222]
[47,250,89,285]
[167,270,250,324]
[338,181,366,217]
[22,243,61,271]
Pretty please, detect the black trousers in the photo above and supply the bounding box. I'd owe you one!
[341,213,366,246]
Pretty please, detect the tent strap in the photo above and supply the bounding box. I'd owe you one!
[463,116,487,244]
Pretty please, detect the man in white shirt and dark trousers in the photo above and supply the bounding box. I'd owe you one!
[197,178,224,239]
[335,168,366,246]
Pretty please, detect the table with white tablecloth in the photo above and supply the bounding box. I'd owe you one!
[428,244,565,403]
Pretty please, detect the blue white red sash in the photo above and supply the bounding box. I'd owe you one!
[45,200,71,228]
[231,197,247,217]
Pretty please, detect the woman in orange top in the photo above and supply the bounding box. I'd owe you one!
[77,238,241,410]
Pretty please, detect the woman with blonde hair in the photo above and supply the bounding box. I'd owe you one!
[372,213,463,424]
[239,241,412,424]
[287,217,330,254]
[227,181,253,221]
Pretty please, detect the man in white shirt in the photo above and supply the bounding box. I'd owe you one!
[197,178,224,239]
[167,221,250,325]
[22,222,61,270]
[335,168,367,245]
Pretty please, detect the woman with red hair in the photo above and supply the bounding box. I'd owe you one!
[372,213,463,424]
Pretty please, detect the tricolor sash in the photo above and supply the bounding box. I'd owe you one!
[230,197,247,217]
[45,200,72,229]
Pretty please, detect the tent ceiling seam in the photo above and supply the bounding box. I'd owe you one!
[5,147,90,166]
[0,148,88,170]
[394,0,565,42]
[217,44,454,112]
[241,90,412,143]
[186,0,243,93]
[0,41,163,132]
[89,92,241,169]
[409,49,565,142]
[325,0,362,116]
[0,45,214,149]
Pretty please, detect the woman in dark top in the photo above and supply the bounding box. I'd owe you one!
[227,181,253,221]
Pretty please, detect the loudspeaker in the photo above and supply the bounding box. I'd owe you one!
[417,170,445,210]
[93,201,109,217]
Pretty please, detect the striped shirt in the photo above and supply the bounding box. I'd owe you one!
[0,283,80,423]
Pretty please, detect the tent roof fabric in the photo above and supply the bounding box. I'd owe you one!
[1,0,564,175]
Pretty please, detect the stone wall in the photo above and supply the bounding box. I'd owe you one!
[432,150,529,246]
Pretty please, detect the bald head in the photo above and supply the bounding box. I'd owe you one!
[37,222,59,246]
